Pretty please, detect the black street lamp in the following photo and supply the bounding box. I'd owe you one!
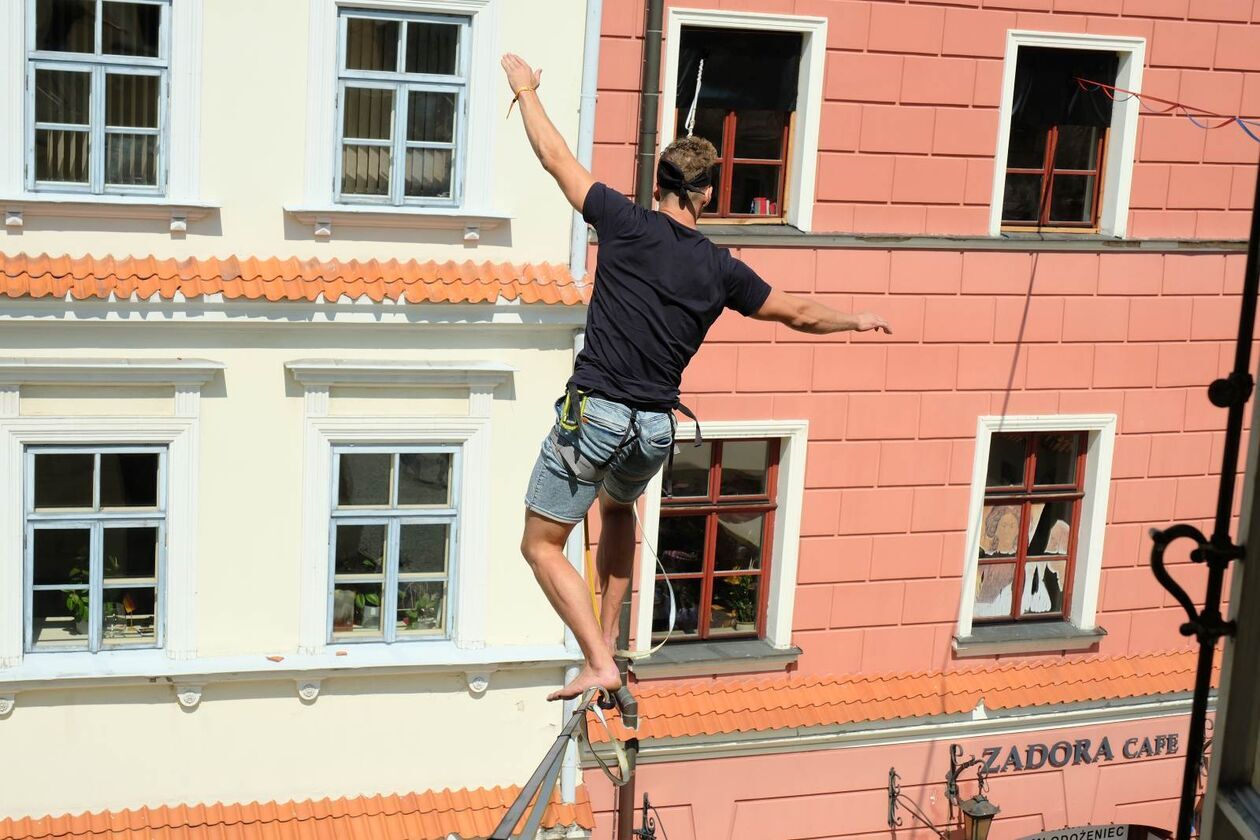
[889,744,1001,840]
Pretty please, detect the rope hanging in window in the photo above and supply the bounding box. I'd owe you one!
[1076,76,1260,142]
[684,58,704,137]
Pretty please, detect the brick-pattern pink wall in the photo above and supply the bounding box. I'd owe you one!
[592,0,1260,239]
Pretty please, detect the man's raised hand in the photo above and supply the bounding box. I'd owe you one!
[855,312,892,334]
[501,53,541,95]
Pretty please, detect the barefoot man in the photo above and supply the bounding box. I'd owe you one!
[504,54,892,701]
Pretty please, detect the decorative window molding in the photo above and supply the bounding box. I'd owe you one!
[287,359,511,654]
[295,0,503,236]
[954,414,1117,655]
[989,31,1146,239]
[659,9,827,233]
[635,419,809,657]
[0,0,205,224]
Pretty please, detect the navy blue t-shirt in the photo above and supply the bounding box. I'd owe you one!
[571,183,773,410]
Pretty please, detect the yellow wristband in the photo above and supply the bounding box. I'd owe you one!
[506,85,537,118]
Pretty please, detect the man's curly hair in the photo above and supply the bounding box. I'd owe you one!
[659,135,718,198]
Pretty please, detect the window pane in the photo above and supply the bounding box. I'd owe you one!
[334,523,386,575]
[99,452,159,507]
[709,575,759,635]
[406,91,456,143]
[34,453,95,509]
[715,512,763,571]
[1027,500,1073,556]
[398,453,451,505]
[405,21,459,75]
[31,589,86,649]
[729,164,781,215]
[687,107,725,150]
[1002,173,1043,222]
[102,2,161,57]
[653,578,700,637]
[341,145,391,196]
[103,526,157,580]
[658,515,705,574]
[1006,126,1047,169]
[397,580,445,635]
[35,129,89,183]
[32,528,90,585]
[733,110,786,160]
[668,442,711,498]
[345,18,399,72]
[105,133,158,185]
[343,87,395,140]
[1034,434,1078,486]
[1020,559,1067,616]
[973,563,1015,619]
[106,74,159,128]
[404,148,453,198]
[35,0,95,53]
[986,435,1027,488]
[979,504,1022,557]
[36,69,91,124]
[1053,125,1102,170]
[338,453,391,506]
[720,440,768,496]
[398,523,448,574]
[99,586,156,645]
[1048,174,1096,224]
[332,583,383,638]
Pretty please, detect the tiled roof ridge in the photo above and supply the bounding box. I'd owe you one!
[0,784,593,840]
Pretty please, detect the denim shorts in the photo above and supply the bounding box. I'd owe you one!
[524,394,675,524]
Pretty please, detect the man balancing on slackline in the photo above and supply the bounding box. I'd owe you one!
[503,53,892,701]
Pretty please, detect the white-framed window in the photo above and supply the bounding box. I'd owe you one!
[328,445,459,643]
[25,445,166,652]
[25,0,170,195]
[659,9,826,232]
[335,8,469,206]
[989,31,1145,238]
[955,414,1117,655]
[636,420,808,656]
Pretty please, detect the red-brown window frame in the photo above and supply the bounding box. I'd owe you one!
[1002,124,1109,230]
[674,108,792,221]
[974,431,1088,624]
[654,439,780,641]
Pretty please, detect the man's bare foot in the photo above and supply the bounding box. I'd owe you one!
[548,661,622,702]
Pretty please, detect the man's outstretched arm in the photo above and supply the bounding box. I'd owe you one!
[753,289,893,335]
[502,53,595,213]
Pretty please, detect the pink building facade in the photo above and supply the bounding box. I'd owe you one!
[581,1,1259,837]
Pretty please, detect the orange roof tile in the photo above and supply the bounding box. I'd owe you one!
[0,253,586,305]
[593,651,1206,743]
[0,784,594,840]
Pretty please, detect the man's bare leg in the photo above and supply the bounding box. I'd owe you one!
[521,509,622,701]
[596,491,636,658]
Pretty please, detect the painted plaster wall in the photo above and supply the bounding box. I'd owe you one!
[593,0,1260,238]
[584,715,1193,840]
[3,0,587,263]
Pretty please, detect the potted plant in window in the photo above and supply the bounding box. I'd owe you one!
[402,589,442,631]
[728,577,758,633]
[355,590,381,629]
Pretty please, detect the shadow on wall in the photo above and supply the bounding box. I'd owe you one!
[994,251,1040,418]
[3,210,224,240]
[280,212,515,251]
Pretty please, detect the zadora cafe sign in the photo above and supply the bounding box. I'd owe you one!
[977,732,1180,774]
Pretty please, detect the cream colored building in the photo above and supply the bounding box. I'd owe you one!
[0,0,598,833]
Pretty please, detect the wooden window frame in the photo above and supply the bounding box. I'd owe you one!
[654,439,780,642]
[974,431,1087,624]
[695,109,793,221]
[1001,124,1109,231]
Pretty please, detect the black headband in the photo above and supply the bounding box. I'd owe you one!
[656,157,711,195]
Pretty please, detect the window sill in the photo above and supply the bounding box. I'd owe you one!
[953,622,1107,658]
[630,639,801,679]
[284,203,512,240]
[691,228,1247,253]
[1,194,217,232]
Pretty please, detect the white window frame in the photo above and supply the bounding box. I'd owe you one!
[989,31,1146,239]
[288,359,508,654]
[955,414,1117,648]
[327,443,461,644]
[0,0,203,206]
[634,419,809,654]
[0,358,219,669]
[299,0,500,218]
[659,9,826,233]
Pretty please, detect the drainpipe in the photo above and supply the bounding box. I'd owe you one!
[569,0,605,283]
[633,0,665,208]
[560,329,587,805]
